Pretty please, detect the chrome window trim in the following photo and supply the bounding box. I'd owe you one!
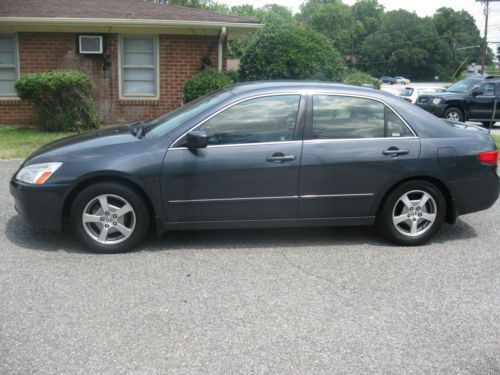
[308,91,419,139]
[170,140,303,151]
[303,136,417,144]
[168,92,304,149]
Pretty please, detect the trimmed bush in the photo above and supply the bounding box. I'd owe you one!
[183,68,235,103]
[345,70,381,89]
[239,25,346,82]
[15,71,100,132]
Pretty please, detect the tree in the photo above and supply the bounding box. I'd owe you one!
[433,7,483,67]
[239,25,346,81]
[351,0,385,56]
[358,10,452,80]
[298,0,353,55]
[227,4,295,58]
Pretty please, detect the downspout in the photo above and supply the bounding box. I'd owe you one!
[218,27,226,72]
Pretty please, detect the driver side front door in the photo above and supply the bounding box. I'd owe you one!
[161,94,306,223]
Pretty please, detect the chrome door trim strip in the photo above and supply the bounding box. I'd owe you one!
[168,193,374,204]
[300,193,374,199]
[168,195,299,204]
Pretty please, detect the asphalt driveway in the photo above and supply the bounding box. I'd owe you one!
[1,160,499,374]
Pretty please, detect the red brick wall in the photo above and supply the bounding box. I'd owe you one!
[0,32,226,125]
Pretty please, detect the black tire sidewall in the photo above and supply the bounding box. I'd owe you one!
[378,180,446,246]
[443,107,464,122]
[70,182,149,253]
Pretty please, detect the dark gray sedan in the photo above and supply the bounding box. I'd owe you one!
[10,82,500,253]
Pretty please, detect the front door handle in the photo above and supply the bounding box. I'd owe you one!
[382,148,410,157]
[266,153,296,163]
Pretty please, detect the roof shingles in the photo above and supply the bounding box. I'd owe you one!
[0,0,258,24]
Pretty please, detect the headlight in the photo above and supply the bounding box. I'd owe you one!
[16,162,63,185]
[432,98,444,105]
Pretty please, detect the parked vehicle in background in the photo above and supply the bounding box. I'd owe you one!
[395,76,411,85]
[415,76,500,126]
[380,85,405,97]
[400,86,446,104]
[380,76,397,85]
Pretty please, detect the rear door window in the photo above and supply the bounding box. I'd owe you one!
[312,95,413,139]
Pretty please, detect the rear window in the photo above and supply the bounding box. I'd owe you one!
[401,88,414,97]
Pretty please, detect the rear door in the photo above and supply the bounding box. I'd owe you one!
[162,94,305,222]
[298,94,420,218]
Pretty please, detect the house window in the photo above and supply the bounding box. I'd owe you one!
[0,34,19,97]
[119,36,158,98]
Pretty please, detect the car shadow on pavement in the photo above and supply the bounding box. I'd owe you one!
[4,213,477,254]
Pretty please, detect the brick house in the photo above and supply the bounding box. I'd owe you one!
[0,0,260,124]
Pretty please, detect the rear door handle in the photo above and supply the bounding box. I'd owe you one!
[382,148,410,157]
[266,153,296,163]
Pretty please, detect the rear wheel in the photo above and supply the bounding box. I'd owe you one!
[443,107,464,122]
[70,182,149,253]
[378,180,446,246]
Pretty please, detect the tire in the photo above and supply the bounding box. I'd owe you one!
[70,182,150,253]
[481,121,495,127]
[443,107,464,122]
[377,180,446,246]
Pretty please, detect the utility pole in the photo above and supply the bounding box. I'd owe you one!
[481,0,489,74]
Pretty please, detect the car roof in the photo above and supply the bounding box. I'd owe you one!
[225,80,386,97]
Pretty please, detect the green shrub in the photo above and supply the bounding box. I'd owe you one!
[183,68,235,103]
[15,71,100,132]
[239,25,346,82]
[345,70,381,89]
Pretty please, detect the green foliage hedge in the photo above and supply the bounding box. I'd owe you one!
[183,68,235,103]
[239,25,346,82]
[345,70,381,89]
[15,71,100,132]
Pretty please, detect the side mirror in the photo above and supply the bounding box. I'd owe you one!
[472,88,483,97]
[187,130,208,149]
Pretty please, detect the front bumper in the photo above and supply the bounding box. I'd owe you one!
[10,178,69,231]
[415,102,448,118]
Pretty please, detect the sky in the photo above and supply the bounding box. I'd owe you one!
[222,0,500,47]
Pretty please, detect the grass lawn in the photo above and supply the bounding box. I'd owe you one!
[493,134,500,156]
[0,126,74,160]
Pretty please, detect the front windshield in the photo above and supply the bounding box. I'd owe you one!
[445,79,479,93]
[145,88,233,139]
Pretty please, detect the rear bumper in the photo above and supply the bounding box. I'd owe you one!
[9,178,69,231]
[449,168,500,216]
[415,103,447,118]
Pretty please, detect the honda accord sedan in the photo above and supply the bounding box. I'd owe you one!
[10,81,500,253]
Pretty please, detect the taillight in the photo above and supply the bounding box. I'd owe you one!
[478,150,499,165]
[403,98,412,103]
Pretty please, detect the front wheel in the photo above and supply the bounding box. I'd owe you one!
[70,182,150,253]
[443,107,464,122]
[377,180,446,246]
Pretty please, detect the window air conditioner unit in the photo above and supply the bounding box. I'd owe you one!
[79,35,103,54]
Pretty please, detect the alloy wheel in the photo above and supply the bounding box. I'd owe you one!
[446,111,460,122]
[82,194,136,244]
[392,190,437,237]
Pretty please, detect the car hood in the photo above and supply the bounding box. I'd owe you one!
[26,124,141,163]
